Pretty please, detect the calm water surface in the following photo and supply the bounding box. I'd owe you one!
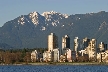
[0,65,108,72]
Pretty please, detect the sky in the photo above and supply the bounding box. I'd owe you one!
[0,0,108,27]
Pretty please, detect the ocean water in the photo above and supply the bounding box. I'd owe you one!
[0,65,108,72]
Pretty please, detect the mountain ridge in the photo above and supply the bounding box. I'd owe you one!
[0,11,108,49]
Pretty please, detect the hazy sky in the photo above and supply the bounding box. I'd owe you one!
[0,0,108,26]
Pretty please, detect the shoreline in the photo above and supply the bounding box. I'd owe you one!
[28,62,108,65]
[0,62,108,65]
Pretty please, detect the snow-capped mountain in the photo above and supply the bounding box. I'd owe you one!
[0,11,108,49]
[17,11,68,25]
[16,11,69,31]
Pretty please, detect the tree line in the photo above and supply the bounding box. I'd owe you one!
[0,48,47,64]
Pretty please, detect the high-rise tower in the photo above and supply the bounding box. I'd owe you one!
[62,35,70,55]
[48,33,58,52]
[62,35,70,49]
[88,39,97,61]
[74,37,80,53]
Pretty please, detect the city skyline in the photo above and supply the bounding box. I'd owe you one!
[47,33,107,50]
[40,33,108,62]
[0,0,108,26]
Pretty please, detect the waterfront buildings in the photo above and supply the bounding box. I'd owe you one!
[43,48,60,62]
[31,33,108,63]
[43,33,59,62]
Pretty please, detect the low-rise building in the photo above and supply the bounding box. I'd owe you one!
[62,48,72,62]
[31,50,38,62]
[43,51,53,62]
[53,48,60,62]
[66,48,72,62]
[71,51,76,62]
[97,50,108,62]
[59,55,66,62]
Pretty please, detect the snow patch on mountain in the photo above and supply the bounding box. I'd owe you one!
[18,16,25,25]
[29,11,40,25]
[41,11,69,21]
[63,14,69,18]
[41,11,57,17]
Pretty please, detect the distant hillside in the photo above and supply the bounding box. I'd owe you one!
[0,11,108,49]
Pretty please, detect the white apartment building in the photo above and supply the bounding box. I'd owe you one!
[48,33,58,51]
[31,50,38,62]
